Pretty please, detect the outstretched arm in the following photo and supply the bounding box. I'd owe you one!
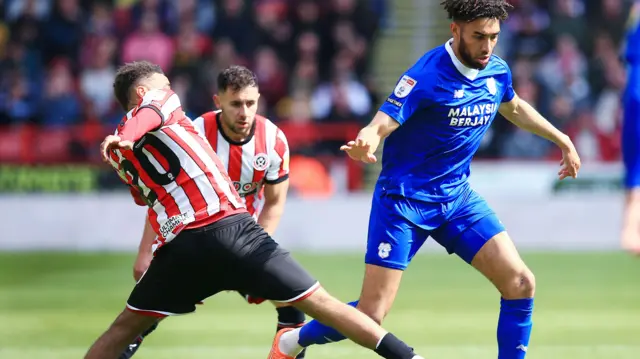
[499,94,581,179]
[340,111,400,163]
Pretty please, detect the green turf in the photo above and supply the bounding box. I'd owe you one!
[0,252,638,359]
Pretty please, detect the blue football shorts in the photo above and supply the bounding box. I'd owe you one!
[622,95,640,189]
[365,184,505,270]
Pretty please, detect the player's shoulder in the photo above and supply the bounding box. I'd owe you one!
[197,110,221,121]
[255,115,288,151]
[139,89,178,107]
[406,44,449,77]
[399,44,450,94]
[255,114,281,135]
[191,110,219,134]
[487,54,511,76]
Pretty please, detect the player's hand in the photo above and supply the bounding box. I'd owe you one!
[133,251,153,282]
[100,135,134,163]
[558,144,581,180]
[340,139,377,164]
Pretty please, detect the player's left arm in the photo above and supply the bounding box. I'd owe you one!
[259,128,290,236]
[499,93,581,179]
[258,180,289,236]
[498,93,571,147]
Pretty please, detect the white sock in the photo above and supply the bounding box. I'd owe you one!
[278,328,304,356]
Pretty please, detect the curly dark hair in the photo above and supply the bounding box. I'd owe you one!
[217,65,258,93]
[113,61,164,111]
[441,0,513,22]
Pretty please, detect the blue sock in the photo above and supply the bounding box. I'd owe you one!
[298,300,359,347]
[497,297,534,359]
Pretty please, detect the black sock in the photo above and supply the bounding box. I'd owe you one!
[374,333,416,359]
[276,307,307,359]
[118,322,159,359]
[276,306,306,330]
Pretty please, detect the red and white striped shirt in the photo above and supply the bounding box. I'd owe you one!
[107,90,245,250]
[192,110,289,218]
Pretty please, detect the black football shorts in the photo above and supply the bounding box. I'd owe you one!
[126,213,319,317]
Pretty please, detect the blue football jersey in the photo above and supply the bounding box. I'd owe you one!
[624,1,640,100]
[624,1,640,65]
[377,40,515,202]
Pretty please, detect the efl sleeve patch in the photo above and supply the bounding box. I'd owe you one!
[393,75,418,98]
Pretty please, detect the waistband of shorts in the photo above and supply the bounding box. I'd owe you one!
[183,212,252,233]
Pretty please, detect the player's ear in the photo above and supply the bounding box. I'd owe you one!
[135,85,146,101]
[213,94,221,109]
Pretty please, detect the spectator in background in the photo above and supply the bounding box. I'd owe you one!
[254,46,288,109]
[1,0,631,175]
[80,36,117,120]
[121,10,174,71]
[0,70,37,125]
[213,0,254,58]
[41,0,83,68]
[40,59,81,126]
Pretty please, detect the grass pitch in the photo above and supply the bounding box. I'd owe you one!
[0,252,637,359]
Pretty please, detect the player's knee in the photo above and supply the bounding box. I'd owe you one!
[359,307,385,325]
[500,268,535,299]
[109,310,159,344]
[356,300,389,325]
[292,286,334,317]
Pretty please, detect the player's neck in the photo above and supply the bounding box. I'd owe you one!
[221,125,244,142]
[446,39,479,80]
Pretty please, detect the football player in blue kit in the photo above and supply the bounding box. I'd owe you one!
[621,0,640,255]
[267,1,581,359]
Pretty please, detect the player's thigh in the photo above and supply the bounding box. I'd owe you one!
[227,218,320,304]
[431,189,505,264]
[361,190,436,321]
[470,231,535,299]
[622,96,640,188]
[127,229,228,317]
[365,189,434,271]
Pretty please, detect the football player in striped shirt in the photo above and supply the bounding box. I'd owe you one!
[121,66,302,359]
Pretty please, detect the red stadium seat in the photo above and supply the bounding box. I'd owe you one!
[0,127,25,162]
[32,128,72,163]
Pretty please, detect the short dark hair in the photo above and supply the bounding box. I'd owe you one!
[113,61,164,110]
[217,65,258,93]
[441,0,513,22]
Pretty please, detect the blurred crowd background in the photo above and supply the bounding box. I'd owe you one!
[0,0,634,191]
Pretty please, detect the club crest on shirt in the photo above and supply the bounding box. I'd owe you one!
[486,77,497,95]
[394,75,417,98]
[253,153,270,171]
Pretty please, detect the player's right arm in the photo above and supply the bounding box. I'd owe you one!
[341,72,426,163]
[133,214,156,281]
[100,108,162,163]
[101,90,176,163]
[340,111,400,163]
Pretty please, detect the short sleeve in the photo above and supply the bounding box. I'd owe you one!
[501,65,515,103]
[264,129,289,184]
[378,72,428,125]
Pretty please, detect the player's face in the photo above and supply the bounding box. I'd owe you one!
[214,86,260,137]
[452,18,500,70]
[130,73,171,109]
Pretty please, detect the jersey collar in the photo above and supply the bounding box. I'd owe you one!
[445,39,479,81]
